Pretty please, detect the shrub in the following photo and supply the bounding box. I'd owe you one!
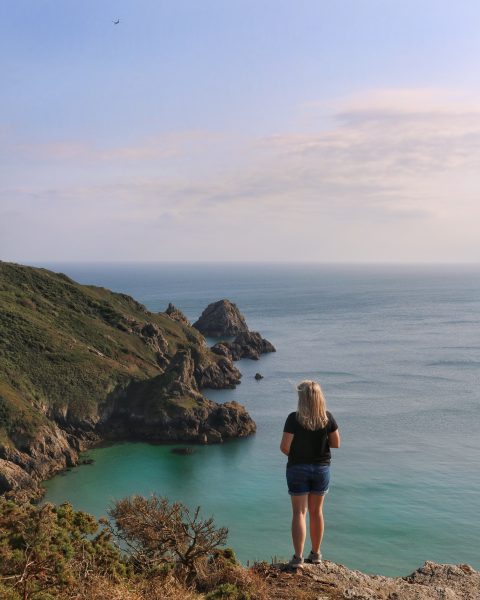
[107,494,228,583]
[0,498,126,599]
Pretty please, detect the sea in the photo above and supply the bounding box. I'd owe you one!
[37,262,480,576]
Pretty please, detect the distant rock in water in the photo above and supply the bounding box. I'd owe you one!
[193,299,249,337]
[254,373,263,380]
[194,299,275,362]
[212,331,276,361]
[164,303,191,326]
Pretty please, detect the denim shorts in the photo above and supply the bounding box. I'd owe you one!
[286,463,330,496]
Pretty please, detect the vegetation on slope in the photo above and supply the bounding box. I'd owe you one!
[0,261,247,485]
[0,494,266,600]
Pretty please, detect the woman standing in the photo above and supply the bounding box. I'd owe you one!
[280,380,340,568]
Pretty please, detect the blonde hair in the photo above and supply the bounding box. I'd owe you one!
[296,380,328,430]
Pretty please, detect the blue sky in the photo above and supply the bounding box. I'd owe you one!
[2,1,480,262]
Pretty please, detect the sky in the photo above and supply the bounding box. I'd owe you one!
[1,0,480,263]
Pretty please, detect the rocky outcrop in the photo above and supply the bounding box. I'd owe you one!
[193,298,275,362]
[164,303,191,326]
[259,559,480,600]
[0,423,100,499]
[193,299,249,337]
[212,331,276,361]
[96,350,254,444]
[194,355,242,389]
[100,397,255,445]
[1,350,253,498]
[0,263,261,499]
[0,459,36,496]
[134,321,170,366]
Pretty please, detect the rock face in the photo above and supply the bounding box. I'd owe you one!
[98,349,255,444]
[164,303,191,326]
[193,351,242,389]
[212,331,276,361]
[0,424,99,498]
[193,299,249,337]
[259,559,480,600]
[0,262,259,499]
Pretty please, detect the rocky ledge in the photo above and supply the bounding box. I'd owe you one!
[257,559,480,600]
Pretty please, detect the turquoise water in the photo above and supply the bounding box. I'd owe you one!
[40,263,480,575]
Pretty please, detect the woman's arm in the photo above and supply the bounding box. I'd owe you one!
[280,432,294,455]
[328,429,341,448]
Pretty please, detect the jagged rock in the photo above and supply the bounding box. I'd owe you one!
[164,303,191,326]
[94,349,253,445]
[134,321,169,362]
[0,263,259,498]
[193,299,249,337]
[100,390,255,444]
[211,342,233,360]
[0,459,36,494]
[166,349,202,397]
[213,331,276,361]
[263,560,480,600]
[194,357,242,389]
[255,373,263,380]
[0,423,96,497]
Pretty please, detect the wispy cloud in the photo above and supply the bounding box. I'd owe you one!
[2,88,480,261]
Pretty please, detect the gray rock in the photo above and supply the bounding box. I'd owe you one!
[213,331,276,361]
[193,299,249,337]
[164,303,191,326]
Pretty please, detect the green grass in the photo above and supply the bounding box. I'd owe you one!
[0,261,218,447]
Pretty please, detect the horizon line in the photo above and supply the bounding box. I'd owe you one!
[5,259,480,267]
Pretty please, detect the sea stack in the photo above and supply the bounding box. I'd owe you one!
[194,298,276,361]
[193,299,249,337]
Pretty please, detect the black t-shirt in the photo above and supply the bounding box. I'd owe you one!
[283,411,338,467]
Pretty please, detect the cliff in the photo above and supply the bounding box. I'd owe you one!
[0,262,254,497]
[258,559,480,599]
[1,491,477,600]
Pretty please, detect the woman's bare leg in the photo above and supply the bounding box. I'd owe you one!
[308,493,325,554]
[291,495,308,557]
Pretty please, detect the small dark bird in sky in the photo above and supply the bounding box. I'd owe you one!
[113,19,120,25]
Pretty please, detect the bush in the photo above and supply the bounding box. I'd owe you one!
[107,494,228,582]
[0,494,266,600]
[0,498,126,600]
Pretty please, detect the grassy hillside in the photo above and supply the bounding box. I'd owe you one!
[0,261,210,447]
